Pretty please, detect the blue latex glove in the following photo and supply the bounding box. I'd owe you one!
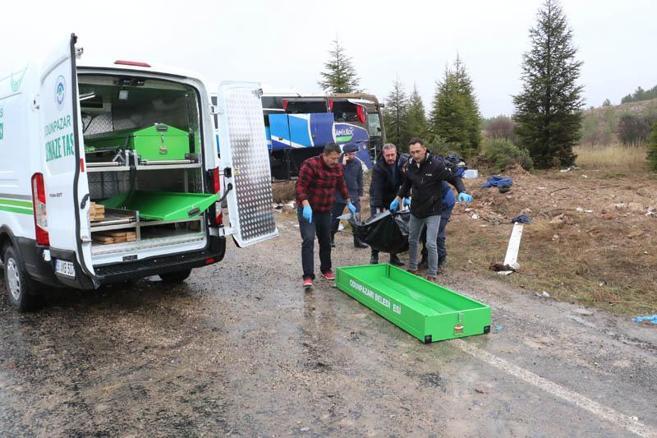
[302,205,313,223]
[458,192,473,203]
[347,201,357,215]
[403,197,411,207]
[389,198,400,212]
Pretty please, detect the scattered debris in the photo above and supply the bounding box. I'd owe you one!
[560,166,579,173]
[573,308,594,316]
[632,315,657,325]
[536,291,551,298]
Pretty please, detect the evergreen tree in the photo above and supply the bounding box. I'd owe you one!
[513,0,584,168]
[429,57,481,159]
[648,121,657,171]
[382,79,409,150]
[318,40,360,93]
[406,84,429,141]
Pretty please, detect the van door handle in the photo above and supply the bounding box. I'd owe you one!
[80,194,90,209]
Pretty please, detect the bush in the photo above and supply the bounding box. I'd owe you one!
[648,122,657,171]
[483,138,533,171]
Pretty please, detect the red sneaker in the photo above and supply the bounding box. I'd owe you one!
[321,270,336,281]
[303,278,313,290]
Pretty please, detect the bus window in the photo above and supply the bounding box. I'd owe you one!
[367,113,382,137]
[286,100,327,114]
[332,101,359,123]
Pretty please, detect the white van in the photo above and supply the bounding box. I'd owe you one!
[0,34,278,310]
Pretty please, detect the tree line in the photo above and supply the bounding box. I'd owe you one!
[318,0,657,171]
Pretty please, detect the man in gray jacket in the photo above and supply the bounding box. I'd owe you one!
[331,144,367,248]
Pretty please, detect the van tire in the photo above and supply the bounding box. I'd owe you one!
[159,269,192,283]
[3,246,39,312]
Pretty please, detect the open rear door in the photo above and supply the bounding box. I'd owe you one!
[40,34,94,279]
[216,82,278,247]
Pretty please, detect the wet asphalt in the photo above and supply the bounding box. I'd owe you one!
[1,217,656,437]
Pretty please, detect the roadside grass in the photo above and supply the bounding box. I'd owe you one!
[574,143,648,173]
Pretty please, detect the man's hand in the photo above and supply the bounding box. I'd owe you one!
[302,204,313,223]
[389,197,400,212]
[458,192,473,203]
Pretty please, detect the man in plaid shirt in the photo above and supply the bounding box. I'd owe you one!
[296,143,357,290]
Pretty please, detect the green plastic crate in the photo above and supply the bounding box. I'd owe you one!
[336,264,491,343]
[84,123,190,161]
[100,191,218,221]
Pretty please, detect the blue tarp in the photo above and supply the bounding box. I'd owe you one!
[481,176,513,189]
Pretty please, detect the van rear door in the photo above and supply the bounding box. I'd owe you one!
[40,34,94,278]
[216,82,278,247]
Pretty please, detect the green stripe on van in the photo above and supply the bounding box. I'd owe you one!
[0,204,33,215]
[0,198,33,208]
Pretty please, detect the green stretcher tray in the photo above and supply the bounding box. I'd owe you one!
[336,264,491,343]
[84,123,190,161]
[99,191,218,221]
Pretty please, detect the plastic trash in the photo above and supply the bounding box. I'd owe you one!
[633,315,657,325]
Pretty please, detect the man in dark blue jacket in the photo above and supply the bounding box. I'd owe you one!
[331,144,367,248]
[368,143,405,266]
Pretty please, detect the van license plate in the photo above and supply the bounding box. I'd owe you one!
[55,260,76,278]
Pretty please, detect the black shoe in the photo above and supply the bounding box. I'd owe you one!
[353,237,368,249]
[370,256,379,264]
[390,255,404,267]
[418,258,428,270]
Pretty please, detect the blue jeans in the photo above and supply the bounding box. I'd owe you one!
[421,206,453,265]
[409,214,441,276]
[298,208,332,280]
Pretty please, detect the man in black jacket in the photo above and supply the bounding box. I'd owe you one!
[390,138,473,280]
[369,143,404,266]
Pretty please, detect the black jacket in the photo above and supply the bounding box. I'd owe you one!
[335,156,363,203]
[369,156,403,209]
[398,153,466,218]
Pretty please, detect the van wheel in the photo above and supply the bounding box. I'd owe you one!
[159,269,192,283]
[3,246,38,312]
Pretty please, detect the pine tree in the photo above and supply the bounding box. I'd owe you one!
[429,57,481,159]
[382,79,409,150]
[406,84,429,142]
[648,121,657,171]
[513,0,584,168]
[318,40,360,93]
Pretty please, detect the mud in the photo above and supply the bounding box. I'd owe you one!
[1,217,656,436]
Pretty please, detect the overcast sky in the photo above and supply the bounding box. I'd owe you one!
[3,0,656,117]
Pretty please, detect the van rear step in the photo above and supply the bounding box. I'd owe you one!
[336,264,491,343]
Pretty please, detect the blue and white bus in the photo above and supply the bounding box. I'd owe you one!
[261,92,385,179]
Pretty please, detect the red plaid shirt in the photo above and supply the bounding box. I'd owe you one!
[296,155,349,213]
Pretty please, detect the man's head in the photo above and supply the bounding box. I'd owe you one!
[322,143,341,167]
[408,138,427,163]
[381,143,398,166]
[343,144,358,161]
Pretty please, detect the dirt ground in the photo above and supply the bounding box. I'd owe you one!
[1,216,656,437]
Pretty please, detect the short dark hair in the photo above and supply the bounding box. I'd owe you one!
[323,143,341,155]
[408,137,424,147]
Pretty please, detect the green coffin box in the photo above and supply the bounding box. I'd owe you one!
[100,191,218,221]
[336,264,491,343]
[84,123,190,161]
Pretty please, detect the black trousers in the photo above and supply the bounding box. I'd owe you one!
[298,208,332,279]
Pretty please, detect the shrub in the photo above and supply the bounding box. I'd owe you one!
[648,121,657,171]
[483,138,533,171]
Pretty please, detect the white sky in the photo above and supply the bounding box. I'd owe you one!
[3,0,656,117]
